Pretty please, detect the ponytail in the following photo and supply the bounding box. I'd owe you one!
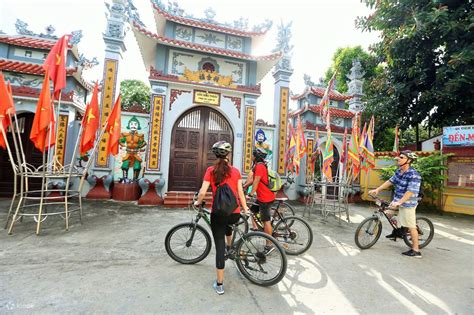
[212,158,232,184]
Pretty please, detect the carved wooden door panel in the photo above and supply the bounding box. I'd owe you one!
[169,107,233,191]
[0,113,43,197]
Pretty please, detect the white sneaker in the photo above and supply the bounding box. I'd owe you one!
[213,281,224,295]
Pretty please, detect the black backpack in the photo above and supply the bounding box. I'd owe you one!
[212,182,238,216]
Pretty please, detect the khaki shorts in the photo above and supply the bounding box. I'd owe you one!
[387,206,417,229]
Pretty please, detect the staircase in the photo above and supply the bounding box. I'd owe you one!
[163,191,213,208]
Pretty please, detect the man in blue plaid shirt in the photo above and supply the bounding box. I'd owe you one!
[369,150,423,258]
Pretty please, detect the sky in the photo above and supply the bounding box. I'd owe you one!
[0,0,379,122]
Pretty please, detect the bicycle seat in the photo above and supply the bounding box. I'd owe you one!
[275,197,288,201]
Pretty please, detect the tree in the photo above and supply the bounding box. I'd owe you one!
[120,80,151,111]
[357,0,474,132]
[324,46,379,94]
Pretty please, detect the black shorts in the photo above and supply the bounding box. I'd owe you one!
[250,201,273,222]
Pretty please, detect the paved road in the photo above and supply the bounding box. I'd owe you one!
[0,199,472,314]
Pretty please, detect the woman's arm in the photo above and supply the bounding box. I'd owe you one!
[243,171,253,189]
[249,175,261,196]
[237,179,249,213]
[194,181,210,206]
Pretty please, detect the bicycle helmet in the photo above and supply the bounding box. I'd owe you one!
[212,141,232,158]
[252,147,268,160]
[400,150,418,162]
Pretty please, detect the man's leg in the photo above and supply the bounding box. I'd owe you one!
[410,227,419,251]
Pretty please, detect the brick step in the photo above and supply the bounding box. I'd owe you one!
[163,191,212,208]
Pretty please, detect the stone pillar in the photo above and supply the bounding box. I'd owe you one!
[94,0,127,178]
[347,59,365,113]
[272,22,295,199]
[88,0,127,198]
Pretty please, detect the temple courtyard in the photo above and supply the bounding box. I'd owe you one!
[0,200,472,314]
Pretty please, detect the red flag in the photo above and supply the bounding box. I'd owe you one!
[43,35,69,99]
[30,70,55,152]
[79,83,100,155]
[105,94,121,157]
[0,73,16,149]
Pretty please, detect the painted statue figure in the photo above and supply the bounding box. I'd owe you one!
[119,116,146,182]
[255,128,272,160]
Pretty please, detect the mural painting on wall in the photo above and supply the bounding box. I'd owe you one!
[255,128,274,168]
[113,115,149,183]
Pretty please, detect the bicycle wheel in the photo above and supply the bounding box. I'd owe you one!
[235,231,287,287]
[403,217,434,249]
[272,202,296,226]
[354,217,382,249]
[273,216,313,255]
[165,223,211,264]
[236,213,250,234]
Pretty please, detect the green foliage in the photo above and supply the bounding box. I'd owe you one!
[379,153,451,207]
[120,80,151,111]
[357,0,474,130]
[324,46,379,94]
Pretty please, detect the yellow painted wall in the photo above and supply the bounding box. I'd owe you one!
[360,158,395,203]
[360,156,474,216]
[442,187,474,215]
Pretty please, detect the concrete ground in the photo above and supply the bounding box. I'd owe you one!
[0,199,473,314]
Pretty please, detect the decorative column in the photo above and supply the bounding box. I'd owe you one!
[272,22,294,176]
[88,0,127,198]
[347,59,365,113]
[242,97,257,174]
[138,83,167,205]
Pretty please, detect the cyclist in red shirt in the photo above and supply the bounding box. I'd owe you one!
[247,148,276,251]
[194,141,250,295]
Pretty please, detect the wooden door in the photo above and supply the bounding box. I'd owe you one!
[0,113,43,197]
[168,107,233,191]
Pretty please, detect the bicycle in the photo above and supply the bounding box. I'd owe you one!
[354,194,434,250]
[248,197,313,256]
[164,198,288,287]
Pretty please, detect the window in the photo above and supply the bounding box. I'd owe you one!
[202,62,215,72]
[24,50,32,58]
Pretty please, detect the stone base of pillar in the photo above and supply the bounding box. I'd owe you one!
[86,175,113,199]
[138,178,165,205]
[112,182,141,201]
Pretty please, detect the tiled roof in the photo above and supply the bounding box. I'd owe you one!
[289,104,355,119]
[0,35,72,50]
[153,4,269,37]
[0,58,76,75]
[292,86,353,101]
[133,22,282,61]
[0,59,93,91]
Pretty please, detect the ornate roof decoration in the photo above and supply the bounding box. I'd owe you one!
[77,54,99,71]
[289,104,355,119]
[14,19,82,44]
[124,0,146,28]
[151,0,272,37]
[133,22,282,61]
[292,86,353,101]
[273,21,293,72]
